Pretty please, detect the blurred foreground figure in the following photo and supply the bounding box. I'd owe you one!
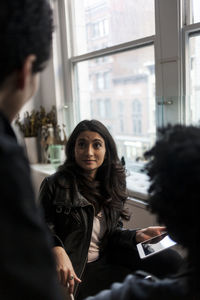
[84,124,200,300]
[0,1,63,299]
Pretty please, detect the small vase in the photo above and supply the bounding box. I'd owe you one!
[48,144,63,169]
[24,137,38,164]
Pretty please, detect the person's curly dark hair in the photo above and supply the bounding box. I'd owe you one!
[0,0,53,87]
[58,119,129,224]
[144,124,200,263]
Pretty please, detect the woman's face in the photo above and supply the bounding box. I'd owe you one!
[74,130,106,178]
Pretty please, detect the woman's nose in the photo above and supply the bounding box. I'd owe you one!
[86,145,93,156]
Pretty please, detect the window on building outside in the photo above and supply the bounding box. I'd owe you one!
[132,99,142,135]
[105,98,111,117]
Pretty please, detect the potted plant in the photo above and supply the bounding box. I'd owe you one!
[15,106,67,164]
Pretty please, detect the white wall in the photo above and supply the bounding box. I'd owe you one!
[39,57,57,111]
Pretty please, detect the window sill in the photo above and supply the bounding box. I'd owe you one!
[31,163,56,176]
[126,171,149,201]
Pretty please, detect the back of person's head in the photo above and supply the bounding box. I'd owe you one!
[65,119,119,168]
[145,124,200,258]
[0,0,53,88]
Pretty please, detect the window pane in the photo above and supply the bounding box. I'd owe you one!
[73,0,155,55]
[75,45,156,171]
[190,0,200,24]
[187,33,200,124]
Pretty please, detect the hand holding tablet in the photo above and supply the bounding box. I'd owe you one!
[137,232,176,259]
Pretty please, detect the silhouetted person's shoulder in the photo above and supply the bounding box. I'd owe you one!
[0,112,63,300]
[85,271,192,300]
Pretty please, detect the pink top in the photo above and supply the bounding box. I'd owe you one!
[88,210,107,263]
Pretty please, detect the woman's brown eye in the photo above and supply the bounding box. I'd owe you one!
[78,142,85,148]
[94,143,101,149]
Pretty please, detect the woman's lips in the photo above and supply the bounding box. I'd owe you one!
[83,160,95,164]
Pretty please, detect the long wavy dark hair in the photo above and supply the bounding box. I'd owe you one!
[58,120,129,222]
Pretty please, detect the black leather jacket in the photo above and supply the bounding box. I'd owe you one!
[39,173,137,294]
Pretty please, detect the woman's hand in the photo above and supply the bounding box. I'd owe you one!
[136,226,166,243]
[52,246,81,294]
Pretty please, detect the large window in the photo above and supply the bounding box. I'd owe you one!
[52,0,200,199]
[66,0,156,178]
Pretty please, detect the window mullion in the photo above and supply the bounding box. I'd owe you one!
[154,0,182,127]
[70,36,155,63]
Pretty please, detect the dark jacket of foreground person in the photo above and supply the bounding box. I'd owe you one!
[85,268,194,300]
[0,112,63,300]
[84,124,200,300]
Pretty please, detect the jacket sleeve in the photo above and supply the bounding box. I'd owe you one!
[109,226,137,250]
[106,223,139,269]
[0,140,63,300]
[107,215,137,250]
[39,176,65,248]
[103,205,137,251]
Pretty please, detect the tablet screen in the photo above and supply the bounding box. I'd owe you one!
[137,232,176,259]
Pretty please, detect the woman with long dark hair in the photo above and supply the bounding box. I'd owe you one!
[39,120,182,299]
